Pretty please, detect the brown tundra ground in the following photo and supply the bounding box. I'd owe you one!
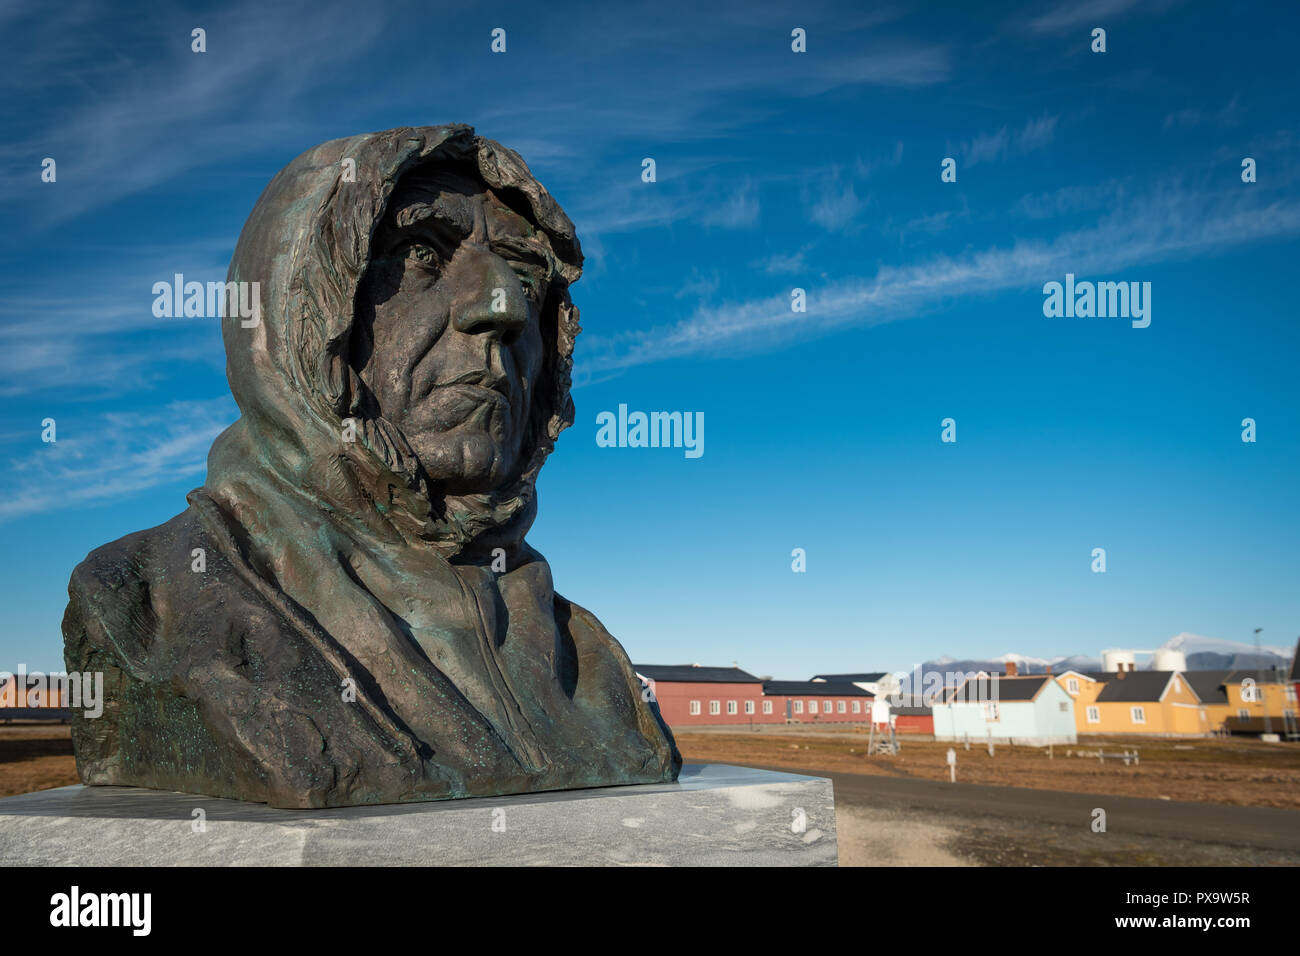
[672,725,1300,866]
[0,723,77,797]
[671,725,1300,809]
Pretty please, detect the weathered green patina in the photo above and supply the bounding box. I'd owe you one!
[63,125,680,808]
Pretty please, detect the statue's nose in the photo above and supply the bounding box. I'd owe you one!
[451,247,529,337]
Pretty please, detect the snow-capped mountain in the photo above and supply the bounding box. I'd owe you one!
[1161,631,1291,660]
[900,632,1292,693]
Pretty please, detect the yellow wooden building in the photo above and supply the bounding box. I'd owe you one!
[1054,670,1105,735]
[1184,670,1297,734]
[1054,669,1208,736]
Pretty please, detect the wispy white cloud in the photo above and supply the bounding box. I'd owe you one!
[806,166,868,232]
[700,178,761,229]
[854,141,906,177]
[751,247,813,276]
[0,0,390,223]
[0,397,237,522]
[1163,95,1242,130]
[900,210,955,235]
[579,184,1300,375]
[673,269,723,300]
[957,114,1060,168]
[474,23,947,193]
[574,146,902,244]
[0,335,222,399]
[1011,180,1128,219]
[0,237,232,396]
[1025,0,1151,34]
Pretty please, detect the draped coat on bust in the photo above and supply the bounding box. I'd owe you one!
[63,125,680,808]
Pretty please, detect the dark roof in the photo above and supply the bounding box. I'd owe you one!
[1094,670,1177,703]
[1181,670,1232,704]
[1222,666,1290,683]
[762,680,872,697]
[1291,639,1299,682]
[941,675,1050,703]
[633,665,762,684]
[810,672,889,683]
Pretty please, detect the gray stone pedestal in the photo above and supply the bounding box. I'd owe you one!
[0,764,836,866]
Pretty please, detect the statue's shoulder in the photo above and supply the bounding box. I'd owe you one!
[551,592,639,676]
[551,591,681,770]
[64,506,212,659]
[551,592,610,643]
[69,507,204,602]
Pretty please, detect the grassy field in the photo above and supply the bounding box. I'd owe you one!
[672,727,1300,809]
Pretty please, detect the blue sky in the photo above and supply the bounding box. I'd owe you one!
[2,0,1297,678]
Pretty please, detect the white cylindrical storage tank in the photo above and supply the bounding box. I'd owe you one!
[1102,649,1137,673]
[1152,648,1187,672]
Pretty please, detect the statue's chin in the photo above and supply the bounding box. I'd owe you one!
[413,432,518,495]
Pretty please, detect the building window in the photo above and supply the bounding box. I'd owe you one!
[1130,706,1146,724]
[1066,678,1079,695]
[744,700,755,714]
[1237,708,1250,722]
[727,700,738,715]
[762,700,773,714]
[709,700,720,715]
[982,701,1000,721]
[838,701,847,713]
[1086,706,1100,723]
[689,700,700,716]
[1059,702,1069,712]
[852,700,860,713]
[808,700,818,714]
[793,700,803,714]
[1287,686,1297,703]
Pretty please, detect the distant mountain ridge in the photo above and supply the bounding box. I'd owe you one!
[900,633,1292,692]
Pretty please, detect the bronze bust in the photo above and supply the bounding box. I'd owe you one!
[62,125,680,808]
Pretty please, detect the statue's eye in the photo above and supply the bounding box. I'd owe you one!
[512,266,546,301]
[407,243,441,265]
[493,241,551,302]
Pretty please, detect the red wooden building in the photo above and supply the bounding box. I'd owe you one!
[635,665,910,729]
[760,680,873,724]
[890,705,934,734]
[635,664,784,727]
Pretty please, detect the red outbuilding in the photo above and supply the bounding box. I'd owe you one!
[635,664,785,727]
[890,705,934,734]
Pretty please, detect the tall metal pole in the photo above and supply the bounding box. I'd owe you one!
[1254,627,1273,736]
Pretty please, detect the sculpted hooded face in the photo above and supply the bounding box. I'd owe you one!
[354,163,557,494]
[64,128,680,811]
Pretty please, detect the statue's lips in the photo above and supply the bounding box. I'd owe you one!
[414,365,511,402]
[419,380,513,428]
